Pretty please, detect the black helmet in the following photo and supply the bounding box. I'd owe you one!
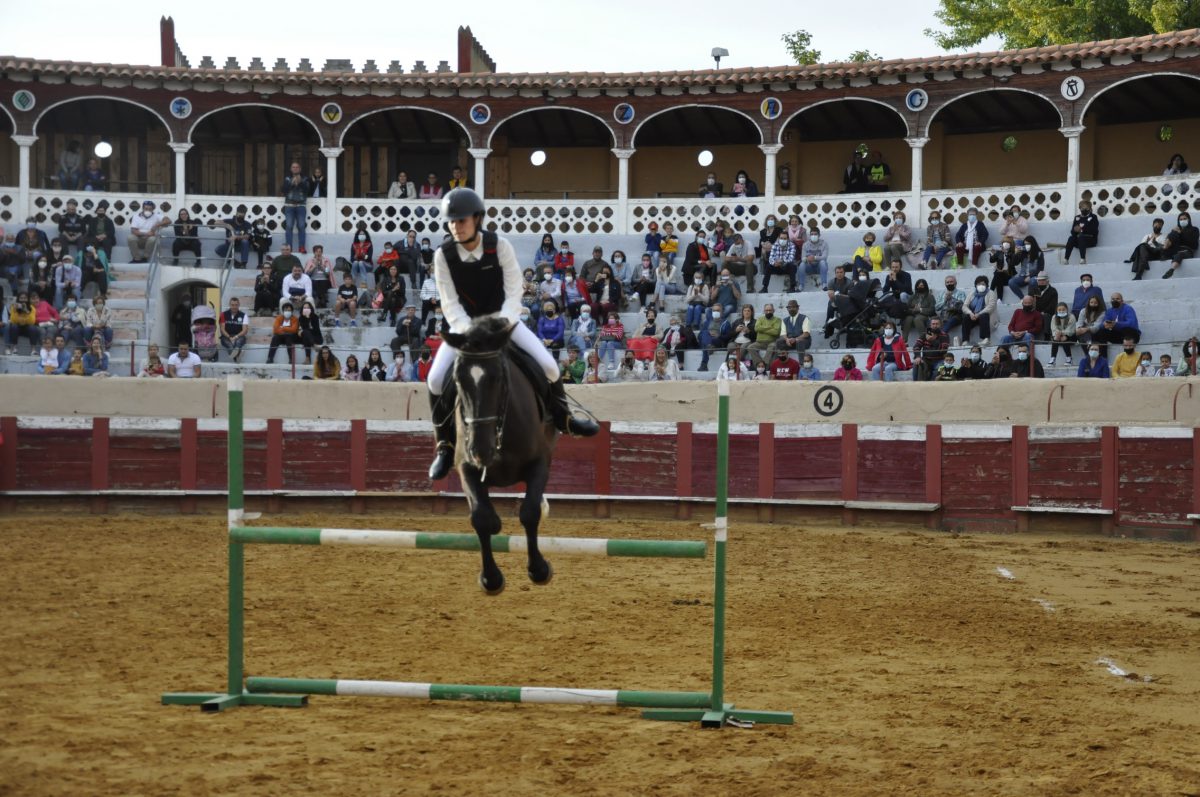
[441,187,485,221]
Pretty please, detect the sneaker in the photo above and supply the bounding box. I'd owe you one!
[350,320,358,327]
[979,338,989,345]
[952,336,960,347]
[334,319,341,327]
[1065,357,1072,366]
[1048,357,1056,366]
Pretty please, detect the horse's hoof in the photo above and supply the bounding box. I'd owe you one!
[540,497,550,520]
[479,572,505,596]
[528,560,553,586]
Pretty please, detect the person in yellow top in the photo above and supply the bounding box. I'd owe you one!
[1110,336,1142,378]
[852,233,884,272]
[659,221,680,265]
[5,290,41,354]
[313,346,342,380]
[447,166,469,190]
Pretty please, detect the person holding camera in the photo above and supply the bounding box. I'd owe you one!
[5,290,41,354]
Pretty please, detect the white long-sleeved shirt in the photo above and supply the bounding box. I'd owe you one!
[433,237,524,335]
[280,272,314,300]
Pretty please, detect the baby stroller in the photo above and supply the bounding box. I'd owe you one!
[190,304,219,362]
[825,291,886,350]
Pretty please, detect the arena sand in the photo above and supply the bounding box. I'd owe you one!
[1,511,1198,796]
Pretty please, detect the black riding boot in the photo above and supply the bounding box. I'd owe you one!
[548,378,599,437]
[427,388,457,480]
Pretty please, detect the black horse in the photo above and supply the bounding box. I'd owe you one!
[440,317,558,595]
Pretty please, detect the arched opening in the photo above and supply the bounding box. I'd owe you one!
[1081,74,1200,181]
[630,106,762,198]
[0,110,15,224]
[923,89,1064,191]
[488,108,615,199]
[158,278,220,348]
[33,98,173,193]
[188,105,321,196]
[778,99,909,195]
[339,108,471,198]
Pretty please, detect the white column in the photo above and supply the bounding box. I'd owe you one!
[759,144,783,213]
[1060,125,1085,218]
[612,148,635,235]
[319,147,343,227]
[13,134,36,222]
[468,147,491,200]
[169,143,192,214]
[905,136,929,221]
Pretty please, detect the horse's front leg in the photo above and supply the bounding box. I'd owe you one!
[520,458,552,585]
[461,465,504,595]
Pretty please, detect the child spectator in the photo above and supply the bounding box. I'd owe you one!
[643,222,662,260]
[249,220,272,268]
[139,342,166,377]
[659,222,679,266]
[38,336,60,374]
[375,240,400,285]
[362,348,388,381]
[797,354,821,381]
[267,302,300,365]
[560,346,586,384]
[342,354,361,381]
[413,348,434,382]
[553,241,574,277]
[716,352,748,381]
[63,346,85,375]
[1136,352,1155,377]
[935,353,958,381]
[314,346,342,381]
[1157,354,1176,377]
[333,272,359,327]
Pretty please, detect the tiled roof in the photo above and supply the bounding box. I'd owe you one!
[3,29,1199,89]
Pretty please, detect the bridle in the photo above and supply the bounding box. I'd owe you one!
[454,347,510,454]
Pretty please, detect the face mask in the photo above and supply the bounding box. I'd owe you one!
[1056,310,1068,318]
[1022,304,1034,312]
[720,275,730,283]
[422,244,431,251]
[282,310,293,319]
[545,309,555,317]
[842,360,852,369]
[767,220,775,227]
[1154,226,1163,233]
[435,313,444,320]
[1089,349,1100,359]
[858,275,868,282]
[945,285,956,292]
[1082,280,1092,288]
[613,256,623,264]
[1181,219,1191,228]
[916,285,927,293]
[95,301,104,308]
[580,310,591,318]
[929,218,939,224]
[67,300,76,309]
[609,318,617,325]
[968,215,977,223]
[1141,359,1152,367]
[707,178,715,185]
[543,274,552,282]
[520,314,532,322]
[811,234,820,241]
[1016,352,1028,362]
[1002,243,1011,250]
[384,246,393,252]
[694,278,704,285]
[1111,300,1122,308]
[976,285,986,293]
[1123,346,1135,354]
[561,248,569,254]
[641,267,651,276]
[738,177,747,184]
[864,240,874,247]
[884,328,895,338]
[565,277,575,284]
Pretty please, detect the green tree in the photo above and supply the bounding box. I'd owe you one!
[781,30,821,65]
[924,0,1200,50]
[847,49,882,62]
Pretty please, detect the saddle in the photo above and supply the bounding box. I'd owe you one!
[504,344,550,423]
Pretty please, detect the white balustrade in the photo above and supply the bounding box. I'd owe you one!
[332,198,443,236]
[487,199,618,235]
[185,195,326,234]
[29,189,174,227]
[773,191,911,231]
[627,198,763,236]
[923,185,1066,223]
[1080,174,1200,219]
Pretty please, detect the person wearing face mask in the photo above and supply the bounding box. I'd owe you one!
[999,209,1029,240]
[83,295,112,349]
[935,277,966,343]
[296,301,324,365]
[682,229,714,286]
[566,305,598,352]
[597,311,626,369]
[987,235,1022,301]
[797,354,821,381]
[721,234,757,293]
[730,169,759,198]
[853,233,884,273]
[241,217,270,269]
[1001,295,1043,348]
[1009,343,1045,378]
[559,267,593,321]
[1135,352,1156,377]
[1008,237,1047,301]
[1094,292,1140,358]
[1161,212,1199,278]
[954,211,989,266]
[216,205,253,268]
[84,203,116,261]
[879,258,913,319]
[589,265,624,321]
[537,301,566,352]
[833,354,864,381]
[757,215,782,269]
[128,200,169,263]
[825,267,877,343]
[553,240,575,277]
[800,228,829,288]
[747,303,782,369]
[420,268,440,323]
[922,211,953,269]
[614,349,646,382]
[984,345,1016,379]
[608,249,634,292]
[1109,335,1143,379]
[962,277,997,346]
[28,290,59,342]
[762,233,797,292]
[659,315,697,366]
[53,255,82,310]
[910,318,949,381]
[348,228,374,286]
[377,235,404,284]
[1070,273,1104,318]
[934,353,958,381]
[1063,200,1099,265]
[57,295,88,347]
[1048,302,1077,367]
[1127,217,1166,279]
[956,346,988,380]
[78,246,110,300]
[660,222,680,267]
[684,273,714,329]
[517,306,537,334]
[698,172,724,199]
[768,343,800,380]
[1177,338,1200,377]
[1077,344,1110,378]
[254,263,281,317]
[267,301,301,365]
[902,278,936,342]
[883,213,912,268]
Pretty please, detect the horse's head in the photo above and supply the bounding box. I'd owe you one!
[444,318,517,469]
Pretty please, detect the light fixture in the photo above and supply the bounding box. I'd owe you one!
[711,47,729,68]
[94,140,113,158]
[698,149,714,167]
[530,150,547,166]
[1002,136,1018,152]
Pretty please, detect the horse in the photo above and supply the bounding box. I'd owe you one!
[440,317,558,595]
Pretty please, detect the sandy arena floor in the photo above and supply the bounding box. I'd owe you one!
[1,511,1198,796]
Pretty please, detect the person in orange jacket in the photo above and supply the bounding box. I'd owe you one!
[267,301,301,364]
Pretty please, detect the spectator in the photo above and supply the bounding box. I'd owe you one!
[597,310,625,369]
[1161,211,1199,278]
[1077,344,1110,378]
[580,350,607,384]
[710,268,742,321]
[841,150,867,194]
[391,303,424,355]
[757,214,782,271]
[215,205,253,268]
[333,272,360,327]
[170,208,202,266]
[834,353,864,381]
[825,266,876,338]
[267,302,300,365]
[560,346,587,384]
[1063,200,1100,265]
[306,245,333,309]
[956,346,987,380]
[580,246,609,282]
[280,262,314,309]
[629,255,656,309]
[934,353,958,381]
[53,255,82,309]
[254,263,280,316]
[538,301,565,352]
[379,265,407,325]
[58,141,83,190]
[349,228,374,285]
[730,169,759,198]
[699,172,724,198]
[684,273,713,329]
[1071,273,1103,318]
[616,349,646,382]
[747,303,782,368]
[1010,343,1044,378]
[1047,302,1076,367]
[1001,295,1043,348]
[78,246,109,299]
[387,170,417,200]
[785,215,807,249]
[799,228,828,289]
[762,233,797,292]
[1136,352,1156,377]
[56,345,85,375]
[999,208,1029,240]
[343,354,362,381]
[1178,339,1200,377]
[643,221,663,261]
[650,255,680,313]
[220,297,248,363]
[1157,354,1176,377]
[1128,217,1166,280]
[30,290,59,341]
[82,337,110,376]
[58,296,87,346]
[797,353,821,381]
[1110,337,1142,378]
[697,302,726,372]
[57,198,87,255]
[922,210,952,269]
[1095,293,1140,356]
[589,265,624,321]
[1029,271,1057,338]
[769,345,799,380]
[779,298,812,356]
[314,346,342,381]
[560,267,592,320]
[138,342,166,377]
[83,295,112,349]
[18,218,50,268]
[169,295,193,347]
[447,166,468,190]
[866,151,891,192]
[714,351,748,381]
[392,230,419,287]
[882,212,912,266]
[1161,153,1190,196]
[879,258,913,319]
[610,249,634,291]
[128,200,169,263]
[649,347,681,381]
[682,228,715,285]
[362,348,388,381]
[985,346,1017,379]
[419,172,443,200]
[281,162,311,253]
[955,210,989,266]
[553,240,575,277]
[987,236,1021,301]
[1074,295,1105,350]
[659,314,696,366]
[903,278,936,342]
[310,166,327,199]
[567,305,598,352]
[29,257,53,305]
[80,158,107,192]
[722,234,757,293]
[419,269,440,322]
[962,276,996,345]
[167,340,202,378]
[910,319,949,381]
[852,232,883,273]
[660,222,680,267]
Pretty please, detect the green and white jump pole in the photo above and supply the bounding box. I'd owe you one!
[163,375,792,727]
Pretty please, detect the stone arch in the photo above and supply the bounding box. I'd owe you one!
[922,87,1064,139]
[777,97,909,144]
[338,106,471,148]
[186,102,323,146]
[486,106,616,149]
[33,95,174,139]
[631,104,764,147]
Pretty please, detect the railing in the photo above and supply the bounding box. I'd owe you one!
[29,188,175,227]
[774,191,910,231]
[143,235,164,339]
[186,195,326,235]
[334,198,441,236]
[1081,175,1200,219]
[627,198,759,236]
[923,184,1066,224]
[488,199,617,235]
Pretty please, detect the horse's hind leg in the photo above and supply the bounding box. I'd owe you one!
[520,458,552,585]
[462,466,504,595]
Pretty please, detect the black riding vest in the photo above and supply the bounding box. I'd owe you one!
[441,232,503,318]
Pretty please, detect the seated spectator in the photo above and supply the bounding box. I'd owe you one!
[58,345,85,375]
[956,346,987,380]
[710,268,742,320]
[987,237,1022,301]
[420,270,440,321]
[167,340,202,378]
[267,302,300,364]
[769,344,799,380]
[999,207,1029,240]
[30,290,59,341]
[1029,270,1056,335]
[84,203,116,261]
[1161,153,1190,196]
[219,297,248,363]
[797,353,821,381]
[729,169,759,198]
[580,246,609,282]
[25,255,50,301]
[609,249,633,291]
[597,310,625,369]
[699,172,723,198]
[757,214,782,268]
[18,217,50,268]
[271,243,302,279]
[560,346,587,384]
[532,235,557,270]
[376,240,401,287]
[58,141,83,190]
[128,200,169,263]
[660,222,680,267]
[922,211,952,269]
[57,198,87,255]
[659,314,696,366]
[537,301,565,352]
[249,219,272,268]
[643,221,662,260]
[342,354,362,381]
[648,347,681,381]
[333,272,360,327]
[350,229,375,285]
[393,230,421,287]
[879,258,913,319]
[1010,342,1044,378]
[785,215,807,249]
[447,166,468,190]
[684,273,713,329]
[1178,338,1200,377]
[629,308,660,361]
[567,305,598,352]
[580,351,606,384]
[985,346,1016,379]
[616,349,646,382]
[867,323,911,381]
[82,337,110,376]
[715,234,751,293]
[83,295,112,349]
[78,246,109,299]
[955,210,989,266]
[1063,200,1099,265]
[1136,352,1156,377]
[1095,293,1139,358]
[910,319,950,381]
[1001,295,1044,348]
[560,267,592,320]
[834,353,864,381]
[882,212,912,267]
[1110,337,1142,378]
[362,348,388,381]
[852,232,883,273]
[1074,294,1105,349]
[1078,345,1110,378]
[419,172,443,199]
[314,346,342,381]
[799,228,828,289]
[651,255,680,313]
[1071,273,1103,319]
[779,298,812,355]
[714,351,748,381]
[1161,212,1199,278]
[138,342,166,377]
[216,205,253,267]
[280,262,314,309]
[553,241,575,277]
[1128,217,1166,280]
[902,279,935,342]
[391,304,424,355]
[747,303,781,368]
[628,255,655,309]
[171,208,202,266]
[80,158,107,191]
[589,265,623,321]
[387,170,417,200]
[1048,302,1076,367]
[934,353,958,381]
[57,297,87,346]
[762,233,797,292]
[962,276,996,346]
[1157,354,1176,377]
[682,229,715,285]
[379,264,407,324]
[38,334,61,374]
[306,245,333,309]
[297,300,323,364]
[54,255,82,309]
[934,274,965,338]
[254,263,280,316]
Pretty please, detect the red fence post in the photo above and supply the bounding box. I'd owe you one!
[1012,425,1030,532]
[0,417,18,512]
[676,422,693,520]
[266,418,284,513]
[1100,426,1118,535]
[350,419,366,513]
[593,422,612,519]
[1192,428,1200,542]
[180,418,198,513]
[925,423,943,529]
[840,423,858,526]
[758,422,775,522]
[91,417,110,513]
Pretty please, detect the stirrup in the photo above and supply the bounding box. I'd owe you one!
[429,444,455,481]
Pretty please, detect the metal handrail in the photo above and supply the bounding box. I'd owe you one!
[143,234,163,339]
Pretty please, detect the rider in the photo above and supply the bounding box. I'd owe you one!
[426,188,600,479]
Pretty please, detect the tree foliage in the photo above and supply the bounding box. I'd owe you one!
[925,0,1200,50]
[847,49,882,62]
[781,30,821,65]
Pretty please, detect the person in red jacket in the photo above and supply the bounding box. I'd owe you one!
[1001,294,1044,348]
[867,322,912,381]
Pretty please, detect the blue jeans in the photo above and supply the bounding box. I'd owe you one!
[216,239,251,265]
[83,326,113,347]
[871,362,898,381]
[597,339,623,366]
[653,282,681,306]
[1000,331,1032,348]
[685,303,705,327]
[922,244,950,268]
[283,204,307,249]
[803,257,828,287]
[352,260,372,283]
[1007,273,1035,299]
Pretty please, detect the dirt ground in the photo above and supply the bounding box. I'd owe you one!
[1,510,1198,797]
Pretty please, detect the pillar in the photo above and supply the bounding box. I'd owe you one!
[467,147,491,200]
[13,134,36,222]
[319,147,342,225]
[1060,125,1085,218]
[759,144,783,213]
[170,143,192,214]
[905,136,929,221]
[612,148,635,235]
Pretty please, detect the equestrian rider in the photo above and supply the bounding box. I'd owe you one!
[427,188,600,479]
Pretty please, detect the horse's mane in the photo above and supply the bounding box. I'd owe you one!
[455,316,514,354]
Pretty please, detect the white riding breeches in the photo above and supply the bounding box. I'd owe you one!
[427,321,560,395]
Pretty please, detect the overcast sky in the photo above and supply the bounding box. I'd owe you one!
[5,0,1003,73]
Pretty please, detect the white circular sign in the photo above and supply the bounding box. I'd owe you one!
[169,97,193,119]
[469,103,491,125]
[1060,76,1085,102]
[904,88,928,112]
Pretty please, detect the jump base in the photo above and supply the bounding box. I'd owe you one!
[161,691,308,712]
[643,703,795,727]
